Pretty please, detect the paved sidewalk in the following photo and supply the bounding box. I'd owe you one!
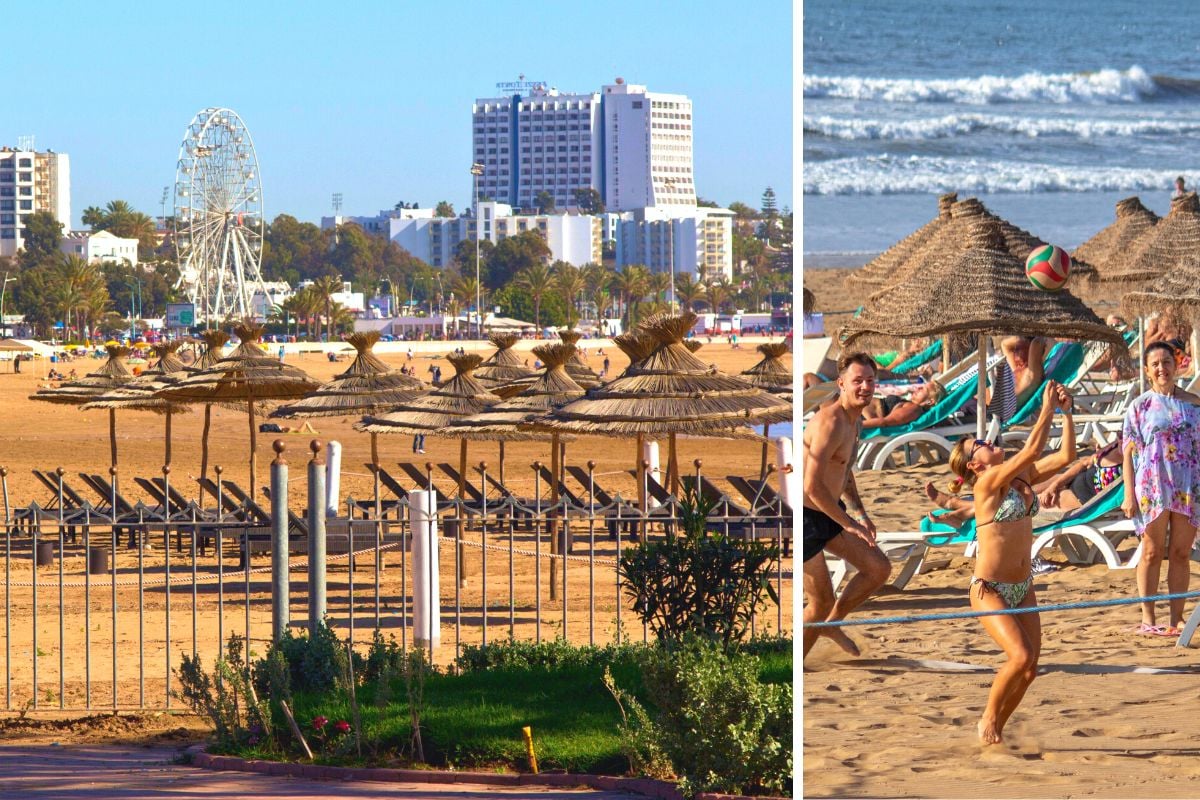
[0,744,637,799]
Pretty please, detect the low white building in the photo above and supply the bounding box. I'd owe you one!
[251,280,295,319]
[388,201,602,268]
[60,229,139,266]
[321,207,435,236]
[613,206,733,282]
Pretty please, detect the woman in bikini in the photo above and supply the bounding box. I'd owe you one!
[948,379,1075,745]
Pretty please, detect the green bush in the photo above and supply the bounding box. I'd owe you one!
[612,637,793,796]
[619,488,780,647]
[254,623,359,697]
[455,637,642,674]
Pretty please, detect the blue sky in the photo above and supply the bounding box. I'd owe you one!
[7,2,793,228]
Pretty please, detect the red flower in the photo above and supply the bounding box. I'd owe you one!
[334,720,351,734]
[312,715,329,730]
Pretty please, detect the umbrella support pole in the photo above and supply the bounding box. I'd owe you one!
[668,433,680,498]
[165,413,172,468]
[1139,317,1145,395]
[549,433,560,602]
[636,434,645,513]
[942,338,950,375]
[760,424,771,481]
[975,339,987,441]
[248,398,257,499]
[370,433,379,468]
[458,439,468,588]
[200,405,212,487]
[499,441,505,488]
[109,409,118,473]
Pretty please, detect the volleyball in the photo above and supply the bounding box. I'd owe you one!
[1025,245,1071,291]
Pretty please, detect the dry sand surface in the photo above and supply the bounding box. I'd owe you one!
[0,338,794,713]
[803,266,1200,798]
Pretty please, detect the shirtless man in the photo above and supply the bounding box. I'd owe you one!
[802,351,891,660]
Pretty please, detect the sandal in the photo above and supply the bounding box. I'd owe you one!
[1132,623,1175,637]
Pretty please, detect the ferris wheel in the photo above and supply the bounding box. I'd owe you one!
[173,107,265,324]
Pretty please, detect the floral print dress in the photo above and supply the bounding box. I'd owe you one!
[1122,390,1200,535]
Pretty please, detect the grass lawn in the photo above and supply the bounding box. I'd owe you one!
[243,643,793,774]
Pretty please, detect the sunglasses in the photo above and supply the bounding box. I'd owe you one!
[969,438,999,459]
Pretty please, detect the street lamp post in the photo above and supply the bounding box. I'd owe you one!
[470,162,485,339]
[0,272,12,338]
[661,178,678,313]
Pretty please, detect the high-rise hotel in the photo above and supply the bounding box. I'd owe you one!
[0,147,70,257]
[472,78,696,213]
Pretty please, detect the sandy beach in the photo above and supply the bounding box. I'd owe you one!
[801,265,1200,799]
[0,338,794,710]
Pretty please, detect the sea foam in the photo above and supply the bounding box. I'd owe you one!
[803,66,1161,105]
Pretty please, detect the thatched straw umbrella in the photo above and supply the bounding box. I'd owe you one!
[845,193,957,295]
[81,341,192,468]
[741,341,795,478]
[841,218,1125,438]
[1073,196,1160,282]
[270,331,427,466]
[158,323,319,496]
[194,329,230,483]
[535,313,792,495]
[1100,191,1200,290]
[356,353,501,498]
[556,329,603,388]
[451,342,584,487]
[30,345,134,470]
[475,333,538,387]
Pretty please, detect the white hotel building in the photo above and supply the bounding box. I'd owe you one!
[386,201,601,268]
[472,79,695,213]
[0,147,70,257]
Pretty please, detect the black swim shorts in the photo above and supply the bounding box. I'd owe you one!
[804,501,847,562]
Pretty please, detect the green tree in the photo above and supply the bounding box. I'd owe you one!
[82,200,158,259]
[534,190,555,214]
[434,201,455,218]
[582,262,612,322]
[760,187,779,245]
[551,262,586,327]
[491,284,567,329]
[262,214,327,283]
[309,275,344,341]
[705,275,733,314]
[728,201,757,220]
[695,196,720,208]
[571,187,605,214]
[18,211,64,269]
[513,262,553,329]
[646,272,671,306]
[452,236,496,288]
[675,274,704,312]
[485,230,550,289]
[613,263,651,328]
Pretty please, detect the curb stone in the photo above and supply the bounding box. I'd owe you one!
[192,750,683,797]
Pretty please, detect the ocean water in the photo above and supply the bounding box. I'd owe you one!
[803,0,1200,261]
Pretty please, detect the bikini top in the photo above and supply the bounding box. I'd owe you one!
[991,477,1039,524]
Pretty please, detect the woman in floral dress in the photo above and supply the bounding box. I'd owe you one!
[1121,341,1200,636]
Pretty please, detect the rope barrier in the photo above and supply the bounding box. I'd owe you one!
[804,589,1200,628]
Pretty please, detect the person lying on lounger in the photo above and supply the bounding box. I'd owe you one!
[860,381,946,429]
[258,421,319,434]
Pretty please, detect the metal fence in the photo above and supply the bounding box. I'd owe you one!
[0,458,793,712]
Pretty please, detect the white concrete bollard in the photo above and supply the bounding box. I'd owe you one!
[776,436,797,507]
[325,440,342,518]
[410,489,441,650]
[642,440,661,509]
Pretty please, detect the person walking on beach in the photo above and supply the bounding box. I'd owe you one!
[948,380,1075,745]
[1121,341,1200,636]
[801,352,891,661]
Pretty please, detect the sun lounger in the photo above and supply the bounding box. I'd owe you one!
[564,465,639,539]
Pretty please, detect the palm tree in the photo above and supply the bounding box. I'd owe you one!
[290,286,322,338]
[646,272,671,308]
[451,274,485,333]
[612,263,650,328]
[705,275,733,314]
[675,274,704,312]
[310,275,343,341]
[581,262,610,322]
[551,262,586,327]
[513,262,552,329]
[326,300,355,335]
